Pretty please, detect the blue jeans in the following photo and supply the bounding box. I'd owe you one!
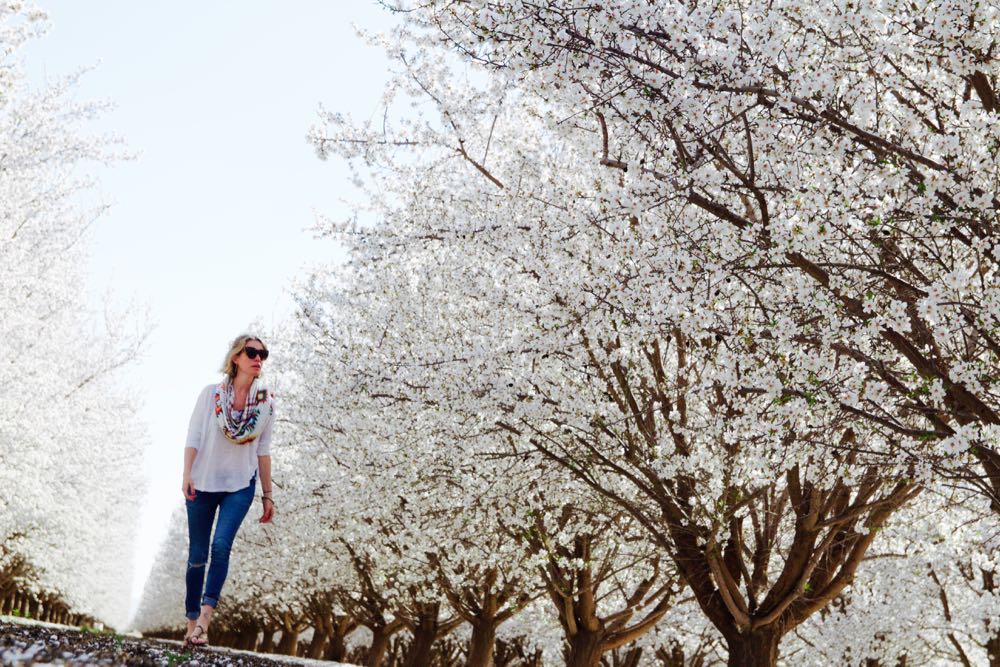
[184,477,255,620]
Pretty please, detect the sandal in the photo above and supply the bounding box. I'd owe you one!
[186,623,209,647]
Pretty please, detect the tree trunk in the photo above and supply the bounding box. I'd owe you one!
[467,620,497,667]
[725,629,781,667]
[259,627,276,653]
[309,627,330,659]
[988,631,1000,667]
[236,627,258,651]
[403,616,438,667]
[276,629,299,656]
[367,626,392,667]
[565,629,603,667]
[324,627,349,662]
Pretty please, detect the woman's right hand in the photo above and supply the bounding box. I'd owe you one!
[182,477,196,501]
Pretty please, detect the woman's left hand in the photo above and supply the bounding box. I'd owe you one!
[259,497,274,524]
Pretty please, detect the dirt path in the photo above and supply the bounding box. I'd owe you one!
[0,617,356,666]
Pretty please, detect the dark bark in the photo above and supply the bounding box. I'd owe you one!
[655,642,705,667]
[605,646,643,667]
[988,632,1000,667]
[863,658,907,667]
[725,628,781,667]
[275,629,299,656]
[308,627,330,659]
[565,628,602,667]
[466,619,497,667]
[402,609,439,667]
[258,627,276,653]
[495,637,543,667]
[236,627,259,651]
[366,625,393,667]
[324,632,347,661]
[394,600,462,667]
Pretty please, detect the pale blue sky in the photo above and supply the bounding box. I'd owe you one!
[23,1,398,624]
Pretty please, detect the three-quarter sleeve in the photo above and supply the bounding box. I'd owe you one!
[185,386,209,450]
[256,401,274,456]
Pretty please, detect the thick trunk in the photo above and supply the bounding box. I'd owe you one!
[276,629,299,656]
[565,629,603,667]
[725,629,781,667]
[324,629,348,661]
[366,626,392,667]
[259,627,276,653]
[236,627,259,651]
[466,620,497,667]
[403,624,437,667]
[308,627,330,659]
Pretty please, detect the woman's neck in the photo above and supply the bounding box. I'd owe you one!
[232,373,254,393]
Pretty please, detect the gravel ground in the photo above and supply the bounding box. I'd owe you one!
[0,618,354,667]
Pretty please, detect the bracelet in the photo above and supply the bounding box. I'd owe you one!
[262,496,274,503]
[262,491,273,496]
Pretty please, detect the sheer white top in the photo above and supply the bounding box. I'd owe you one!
[185,383,273,492]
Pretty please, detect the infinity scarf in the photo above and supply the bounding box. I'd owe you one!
[214,378,273,445]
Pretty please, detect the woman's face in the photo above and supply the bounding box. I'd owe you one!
[234,340,267,378]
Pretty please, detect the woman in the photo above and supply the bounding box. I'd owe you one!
[181,334,276,647]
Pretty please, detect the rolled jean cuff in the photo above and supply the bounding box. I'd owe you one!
[201,595,219,609]
[185,611,200,620]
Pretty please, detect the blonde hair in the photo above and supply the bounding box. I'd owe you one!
[220,334,268,380]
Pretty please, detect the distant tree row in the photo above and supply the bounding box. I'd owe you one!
[1,5,144,630]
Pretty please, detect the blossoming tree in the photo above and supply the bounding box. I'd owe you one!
[0,3,144,629]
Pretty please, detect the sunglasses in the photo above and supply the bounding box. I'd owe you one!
[243,346,269,361]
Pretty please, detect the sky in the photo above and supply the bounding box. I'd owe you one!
[22,1,399,625]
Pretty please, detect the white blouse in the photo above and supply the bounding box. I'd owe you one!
[185,383,274,492]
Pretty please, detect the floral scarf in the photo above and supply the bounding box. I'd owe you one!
[214,378,272,445]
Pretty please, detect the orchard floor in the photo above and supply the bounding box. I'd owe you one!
[0,617,356,667]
